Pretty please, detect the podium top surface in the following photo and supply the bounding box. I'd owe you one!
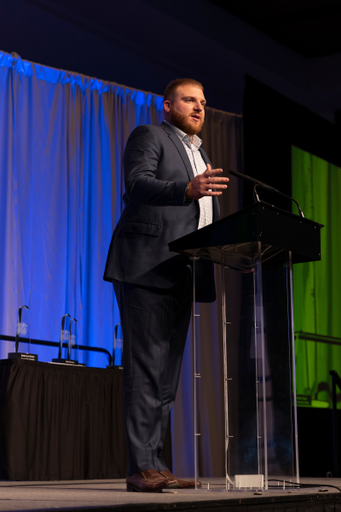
[169,201,323,269]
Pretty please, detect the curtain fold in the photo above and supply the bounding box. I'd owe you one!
[0,50,243,476]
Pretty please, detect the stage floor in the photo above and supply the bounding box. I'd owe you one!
[0,477,340,512]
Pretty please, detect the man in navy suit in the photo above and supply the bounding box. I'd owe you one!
[104,79,229,492]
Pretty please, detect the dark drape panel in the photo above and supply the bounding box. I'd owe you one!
[243,75,341,207]
[0,360,127,479]
[0,49,243,477]
[0,358,172,480]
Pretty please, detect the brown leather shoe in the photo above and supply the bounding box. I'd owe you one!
[126,470,168,492]
[160,469,202,489]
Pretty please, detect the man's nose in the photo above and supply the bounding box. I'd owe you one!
[194,103,202,111]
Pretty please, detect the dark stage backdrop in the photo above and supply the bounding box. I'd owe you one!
[0,50,243,477]
[243,75,341,208]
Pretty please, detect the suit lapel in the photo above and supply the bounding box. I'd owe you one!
[160,121,195,181]
[199,147,209,165]
[199,147,220,221]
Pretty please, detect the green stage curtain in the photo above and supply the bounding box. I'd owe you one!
[292,146,341,409]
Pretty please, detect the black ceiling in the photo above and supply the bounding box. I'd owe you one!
[208,0,341,58]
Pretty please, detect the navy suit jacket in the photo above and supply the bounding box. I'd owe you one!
[103,121,220,302]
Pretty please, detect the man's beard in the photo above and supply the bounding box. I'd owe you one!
[169,105,205,136]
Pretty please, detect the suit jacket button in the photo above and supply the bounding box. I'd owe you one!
[195,213,200,219]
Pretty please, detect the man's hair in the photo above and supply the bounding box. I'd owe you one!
[164,78,204,101]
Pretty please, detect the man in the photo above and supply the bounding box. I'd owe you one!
[104,78,229,492]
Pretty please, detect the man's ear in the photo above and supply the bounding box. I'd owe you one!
[164,100,171,113]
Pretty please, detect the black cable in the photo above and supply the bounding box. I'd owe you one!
[268,479,341,493]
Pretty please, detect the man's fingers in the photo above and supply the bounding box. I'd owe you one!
[207,184,228,189]
[206,176,229,183]
[204,167,223,176]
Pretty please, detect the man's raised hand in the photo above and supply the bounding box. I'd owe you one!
[186,163,229,201]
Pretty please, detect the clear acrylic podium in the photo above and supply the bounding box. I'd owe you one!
[169,201,323,490]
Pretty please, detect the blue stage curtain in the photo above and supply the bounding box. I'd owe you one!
[0,51,164,366]
[0,50,243,476]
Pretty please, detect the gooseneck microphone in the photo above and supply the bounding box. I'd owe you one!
[229,169,305,218]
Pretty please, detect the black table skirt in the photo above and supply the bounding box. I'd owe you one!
[0,359,172,480]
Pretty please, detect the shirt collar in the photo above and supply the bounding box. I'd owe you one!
[163,120,202,150]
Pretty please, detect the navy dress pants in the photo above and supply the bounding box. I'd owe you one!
[113,271,192,476]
